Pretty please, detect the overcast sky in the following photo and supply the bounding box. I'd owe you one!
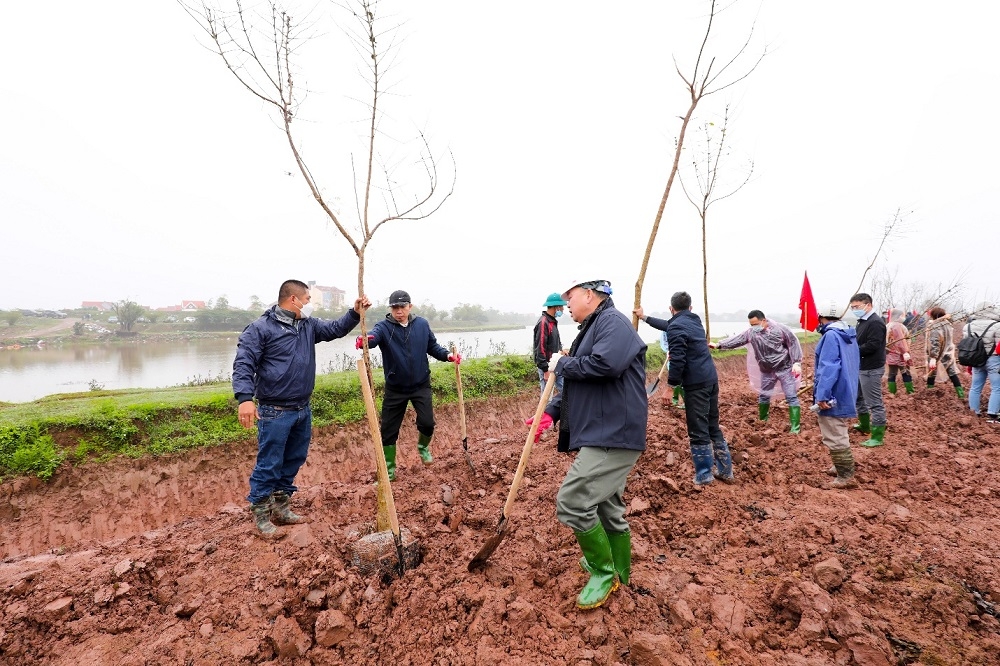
[2,1,996,321]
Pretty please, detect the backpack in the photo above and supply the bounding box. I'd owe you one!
[956,321,999,367]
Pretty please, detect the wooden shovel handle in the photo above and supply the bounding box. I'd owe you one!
[357,359,400,537]
[502,372,557,519]
[452,344,467,439]
[656,356,669,380]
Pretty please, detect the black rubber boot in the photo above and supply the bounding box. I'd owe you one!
[251,497,283,539]
[270,490,306,525]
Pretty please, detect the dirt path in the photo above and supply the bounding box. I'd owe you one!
[2,352,999,665]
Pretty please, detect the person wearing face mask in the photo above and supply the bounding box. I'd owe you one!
[355,290,461,481]
[849,293,888,448]
[233,279,371,538]
[885,307,914,395]
[532,292,568,395]
[924,307,965,399]
[708,310,804,434]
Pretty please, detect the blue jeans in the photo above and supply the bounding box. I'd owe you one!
[247,404,312,504]
[969,355,1000,415]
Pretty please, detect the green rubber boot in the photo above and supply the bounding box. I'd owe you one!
[955,385,965,400]
[887,381,897,395]
[904,381,915,394]
[789,406,801,435]
[758,403,770,421]
[579,529,632,586]
[383,445,397,481]
[270,490,306,525]
[852,412,870,434]
[574,524,620,609]
[671,386,685,409]
[417,432,433,464]
[861,425,886,448]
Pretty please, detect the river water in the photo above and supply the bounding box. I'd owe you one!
[0,320,757,403]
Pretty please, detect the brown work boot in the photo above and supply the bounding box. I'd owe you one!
[251,498,284,539]
[270,490,306,525]
[822,449,858,489]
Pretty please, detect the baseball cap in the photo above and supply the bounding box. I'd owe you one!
[388,290,411,306]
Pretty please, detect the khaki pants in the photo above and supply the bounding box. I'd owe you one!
[556,447,642,533]
[817,415,851,452]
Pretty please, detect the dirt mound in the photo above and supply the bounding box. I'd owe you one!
[3,350,1000,665]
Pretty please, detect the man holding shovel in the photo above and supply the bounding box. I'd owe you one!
[234,279,371,538]
[356,290,461,481]
[539,278,647,610]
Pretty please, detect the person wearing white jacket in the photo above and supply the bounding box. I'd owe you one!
[966,305,1000,422]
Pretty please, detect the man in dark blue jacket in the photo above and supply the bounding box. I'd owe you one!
[356,290,460,481]
[234,279,369,538]
[541,278,646,610]
[635,291,733,488]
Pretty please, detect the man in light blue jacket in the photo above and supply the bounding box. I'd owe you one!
[812,300,861,489]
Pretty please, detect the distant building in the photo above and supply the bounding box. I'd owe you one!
[182,300,207,311]
[308,281,346,310]
[81,301,114,311]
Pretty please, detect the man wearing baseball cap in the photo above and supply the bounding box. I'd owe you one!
[356,289,460,480]
[536,277,647,610]
[532,292,567,395]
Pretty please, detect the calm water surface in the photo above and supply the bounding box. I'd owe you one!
[0,321,756,403]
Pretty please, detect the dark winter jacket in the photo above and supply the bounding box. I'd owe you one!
[646,311,717,389]
[855,311,887,370]
[369,314,450,393]
[233,306,361,406]
[533,312,562,372]
[812,320,860,418]
[544,298,647,452]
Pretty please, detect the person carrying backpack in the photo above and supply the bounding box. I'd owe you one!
[964,305,1000,422]
[924,307,965,399]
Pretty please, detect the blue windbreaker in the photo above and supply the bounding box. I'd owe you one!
[233,306,361,406]
[369,314,450,393]
[812,320,860,418]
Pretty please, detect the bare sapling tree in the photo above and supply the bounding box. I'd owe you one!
[632,0,766,329]
[181,0,455,378]
[678,105,753,339]
[847,207,911,311]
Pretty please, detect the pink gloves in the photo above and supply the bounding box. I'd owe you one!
[448,353,462,364]
[355,334,374,350]
[525,412,553,443]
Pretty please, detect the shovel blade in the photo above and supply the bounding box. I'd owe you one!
[645,378,661,396]
[467,519,512,571]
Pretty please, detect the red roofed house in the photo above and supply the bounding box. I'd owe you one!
[182,301,207,311]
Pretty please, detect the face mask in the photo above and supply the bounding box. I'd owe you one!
[555,310,563,318]
[851,308,866,319]
[298,301,315,319]
[750,324,763,332]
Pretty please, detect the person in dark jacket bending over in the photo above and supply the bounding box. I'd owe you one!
[533,292,567,395]
[849,293,888,448]
[356,290,461,481]
[234,279,370,538]
[635,291,734,488]
[540,278,646,610]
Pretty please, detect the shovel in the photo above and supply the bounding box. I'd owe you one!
[350,359,421,577]
[468,372,556,571]
[452,344,476,473]
[646,357,669,396]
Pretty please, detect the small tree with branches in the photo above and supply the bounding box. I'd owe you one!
[678,105,753,339]
[181,0,455,376]
[632,0,766,328]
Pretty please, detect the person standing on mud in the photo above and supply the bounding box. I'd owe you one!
[965,305,1000,422]
[812,300,861,489]
[634,292,734,488]
[234,279,370,538]
[356,290,461,482]
[885,307,914,395]
[532,292,567,395]
[924,307,965,399]
[540,278,646,610]
[849,293,888,448]
[708,310,803,434]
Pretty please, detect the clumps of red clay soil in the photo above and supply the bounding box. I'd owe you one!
[3,345,1000,665]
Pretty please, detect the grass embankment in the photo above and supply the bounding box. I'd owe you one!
[0,333,818,483]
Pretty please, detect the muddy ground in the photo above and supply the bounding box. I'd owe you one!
[2,350,1000,665]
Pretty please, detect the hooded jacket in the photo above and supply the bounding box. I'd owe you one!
[544,298,648,452]
[233,306,361,406]
[645,310,717,389]
[812,320,860,418]
[369,313,450,393]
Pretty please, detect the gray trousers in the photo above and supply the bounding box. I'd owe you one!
[817,415,851,452]
[855,367,887,426]
[556,447,643,533]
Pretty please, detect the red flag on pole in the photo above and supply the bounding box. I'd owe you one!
[799,272,818,332]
